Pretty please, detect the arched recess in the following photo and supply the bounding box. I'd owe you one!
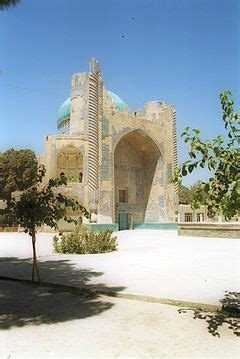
[114,129,164,228]
[57,144,83,183]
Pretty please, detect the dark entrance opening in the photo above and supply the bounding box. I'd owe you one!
[118,212,129,230]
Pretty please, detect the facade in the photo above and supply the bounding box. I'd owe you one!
[178,204,240,223]
[178,204,208,223]
[40,58,178,230]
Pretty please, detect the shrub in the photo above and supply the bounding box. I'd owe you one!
[53,225,117,254]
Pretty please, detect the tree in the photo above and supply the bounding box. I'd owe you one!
[178,183,191,204]
[189,181,208,207]
[0,148,37,200]
[0,0,20,10]
[175,91,240,220]
[178,181,208,205]
[7,166,90,282]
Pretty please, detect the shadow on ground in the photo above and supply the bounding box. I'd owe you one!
[0,256,122,289]
[0,257,125,330]
[178,291,240,337]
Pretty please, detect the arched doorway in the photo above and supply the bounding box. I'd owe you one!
[57,144,83,183]
[114,129,163,229]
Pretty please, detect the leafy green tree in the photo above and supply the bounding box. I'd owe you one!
[0,148,37,199]
[178,183,191,204]
[0,0,20,10]
[178,181,207,205]
[175,91,240,220]
[189,181,208,207]
[8,166,90,282]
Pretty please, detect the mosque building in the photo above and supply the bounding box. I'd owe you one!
[39,58,178,230]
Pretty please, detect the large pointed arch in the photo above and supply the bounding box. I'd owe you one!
[114,129,164,229]
[113,128,162,158]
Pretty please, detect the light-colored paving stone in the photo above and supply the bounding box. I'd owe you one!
[0,281,239,358]
[0,230,239,305]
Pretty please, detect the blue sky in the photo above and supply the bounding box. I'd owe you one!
[0,0,239,185]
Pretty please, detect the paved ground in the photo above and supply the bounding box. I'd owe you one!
[0,280,239,358]
[0,230,239,305]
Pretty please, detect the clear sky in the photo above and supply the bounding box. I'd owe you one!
[0,0,239,185]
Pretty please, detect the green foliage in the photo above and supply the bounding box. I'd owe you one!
[7,166,90,237]
[0,148,37,199]
[53,225,117,254]
[178,183,191,204]
[0,0,20,10]
[65,174,81,183]
[178,181,207,205]
[175,91,240,220]
[189,181,208,207]
[6,166,90,281]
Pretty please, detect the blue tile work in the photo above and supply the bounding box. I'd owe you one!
[158,156,163,170]
[102,144,110,180]
[99,189,112,215]
[167,163,173,184]
[108,91,126,112]
[59,122,70,134]
[132,223,177,230]
[102,117,109,139]
[159,195,165,221]
[158,142,164,158]
[159,195,165,208]
[58,97,70,123]
[86,223,119,232]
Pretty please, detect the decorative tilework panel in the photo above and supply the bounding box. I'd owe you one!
[102,144,110,180]
[167,163,173,184]
[102,117,109,138]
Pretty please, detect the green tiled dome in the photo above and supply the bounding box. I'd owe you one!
[57,90,126,133]
[108,91,126,112]
[57,97,70,127]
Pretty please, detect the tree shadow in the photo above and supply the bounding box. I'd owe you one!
[0,257,125,330]
[0,256,118,289]
[178,291,240,337]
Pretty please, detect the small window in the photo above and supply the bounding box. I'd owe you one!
[119,188,128,203]
[185,213,193,222]
[79,172,83,183]
[197,213,204,222]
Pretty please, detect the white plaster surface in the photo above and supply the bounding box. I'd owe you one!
[0,230,239,305]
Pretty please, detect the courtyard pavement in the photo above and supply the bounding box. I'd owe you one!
[1,280,239,358]
[0,230,239,306]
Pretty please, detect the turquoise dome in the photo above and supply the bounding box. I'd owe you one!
[57,90,126,132]
[108,90,126,112]
[57,97,70,127]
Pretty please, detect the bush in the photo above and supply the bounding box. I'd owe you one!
[53,225,117,254]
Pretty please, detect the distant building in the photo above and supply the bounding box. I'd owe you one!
[39,58,178,230]
[178,204,239,223]
[178,204,209,223]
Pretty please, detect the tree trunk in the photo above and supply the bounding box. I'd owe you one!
[31,230,41,282]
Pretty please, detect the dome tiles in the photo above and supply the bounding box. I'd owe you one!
[108,91,126,112]
[57,90,126,132]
